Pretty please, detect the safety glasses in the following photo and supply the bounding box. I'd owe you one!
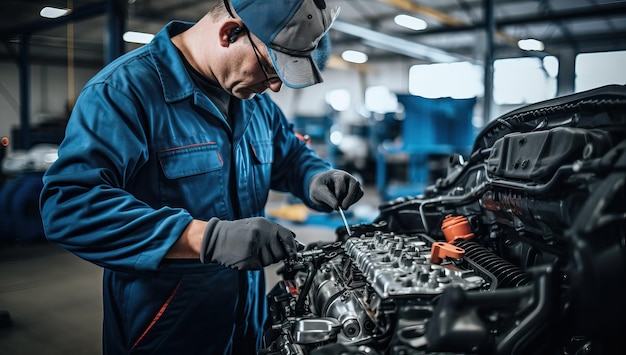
[245,31,281,86]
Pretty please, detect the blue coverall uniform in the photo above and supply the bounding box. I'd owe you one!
[39,21,331,354]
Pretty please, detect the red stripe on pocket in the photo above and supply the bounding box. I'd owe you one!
[132,280,181,350]
[158,142,216,153]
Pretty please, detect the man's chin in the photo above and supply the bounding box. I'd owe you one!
[234,89,258,100]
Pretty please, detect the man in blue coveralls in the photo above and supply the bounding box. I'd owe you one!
[39,0,363,353]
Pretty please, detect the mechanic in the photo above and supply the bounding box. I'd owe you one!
[39,0,363,353]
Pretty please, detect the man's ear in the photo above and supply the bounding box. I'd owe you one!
[220,20,245,47]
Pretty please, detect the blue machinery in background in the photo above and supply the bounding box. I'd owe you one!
[376,95,477,201]
[292,114,336,168]
[0,172,45,243]
[289,96,476,203]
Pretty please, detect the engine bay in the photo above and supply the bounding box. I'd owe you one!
[261,84,626,355]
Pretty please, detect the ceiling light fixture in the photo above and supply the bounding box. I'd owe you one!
[123,31,155,44]
[517,38,545,51]
[394,14,427,31]
[341,50,368,64]
[40,6,72,19]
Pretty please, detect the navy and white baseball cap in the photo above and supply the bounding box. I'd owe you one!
[230,0,339,88]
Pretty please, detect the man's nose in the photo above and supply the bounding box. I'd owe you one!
[266,80,282,92]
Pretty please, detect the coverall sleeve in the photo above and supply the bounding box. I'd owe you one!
[39,82,193,272]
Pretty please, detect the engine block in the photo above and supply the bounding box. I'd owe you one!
[262,84,626,355]
[342,232,485,298]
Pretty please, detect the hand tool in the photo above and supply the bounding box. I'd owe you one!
[337,207,353,236]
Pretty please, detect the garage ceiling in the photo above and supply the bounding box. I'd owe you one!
[1,0,626,68]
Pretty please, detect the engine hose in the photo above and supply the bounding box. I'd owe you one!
[454,240,530,287]
[295,261,316,316]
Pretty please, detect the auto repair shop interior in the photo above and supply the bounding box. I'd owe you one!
[1,0,626,354]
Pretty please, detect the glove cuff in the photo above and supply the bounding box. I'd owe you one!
[199,217,221,264]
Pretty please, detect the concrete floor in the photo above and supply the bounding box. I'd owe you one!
[0,190,380,355]
[0,242,103,354]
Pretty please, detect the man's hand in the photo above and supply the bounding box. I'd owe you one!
[200,217,299,270]
[309,169,364,212]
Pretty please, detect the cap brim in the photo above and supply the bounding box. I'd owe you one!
[267,45,324,89]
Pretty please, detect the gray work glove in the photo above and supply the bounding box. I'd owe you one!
[200,217,299,270]
[309,169,364,212]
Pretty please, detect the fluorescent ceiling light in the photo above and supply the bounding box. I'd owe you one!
[341,50,368,64]
[40,6,72,18]
[394,14,427,31]
[518,38,545,51]
[123,31,155,44]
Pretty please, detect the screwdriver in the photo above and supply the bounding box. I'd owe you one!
[337,207,353,236]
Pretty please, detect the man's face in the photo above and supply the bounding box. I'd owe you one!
[225,33,283,99]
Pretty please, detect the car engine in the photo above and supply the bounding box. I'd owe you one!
[261,84,626,355]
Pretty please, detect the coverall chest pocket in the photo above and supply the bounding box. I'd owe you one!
[249,140,273,207]
[159,143,222,178]
[157,142,226,218]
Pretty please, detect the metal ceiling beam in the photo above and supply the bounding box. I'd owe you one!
[500,2,626,26]
[331,20,476,63]
[377,0,467,27]
[400,2,626,37]
[133,0,209,21]
[377,0,519,46]
[0,2,108,38]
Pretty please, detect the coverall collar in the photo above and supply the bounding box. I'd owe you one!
[150,21,203,104]
[150,21,244,127]
[149,21,256,138]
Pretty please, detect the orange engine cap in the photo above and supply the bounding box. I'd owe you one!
[430,242,465,264]
[441,214,474,243]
